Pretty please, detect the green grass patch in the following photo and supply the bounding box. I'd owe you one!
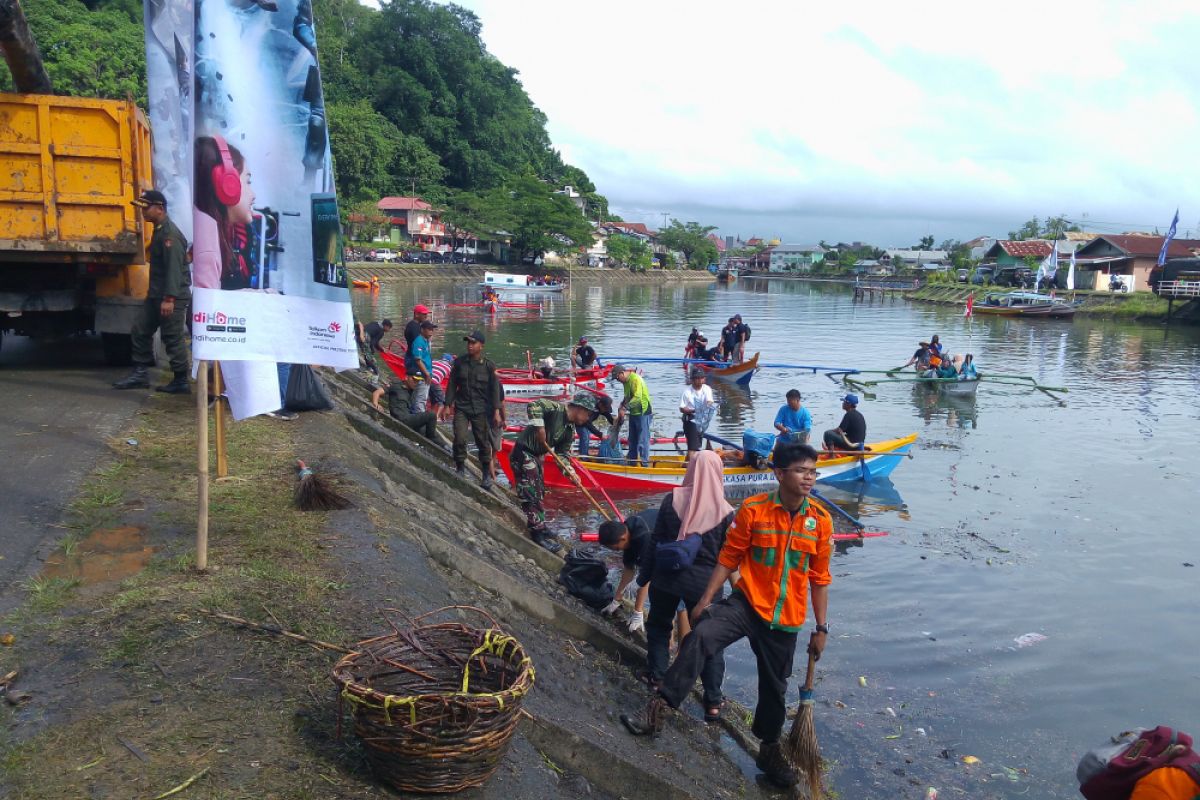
[19,575,80,614]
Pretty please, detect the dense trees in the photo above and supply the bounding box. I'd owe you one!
[657,220,718,268]
[9,0,607,213]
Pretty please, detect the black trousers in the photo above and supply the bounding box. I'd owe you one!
[646,584,725,706]
[682,417,703,451]
[659,591,797,743]
[822,429,859,450]
[452,410,492,469]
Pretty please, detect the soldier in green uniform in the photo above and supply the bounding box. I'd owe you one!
[113,190,192,393]
[441,330,504,489]
[510,392,597,552]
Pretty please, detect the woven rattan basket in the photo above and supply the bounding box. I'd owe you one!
[331,607,535,794]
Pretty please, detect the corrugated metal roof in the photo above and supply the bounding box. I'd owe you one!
[1089,234,1200,258]
[998,240,1053,258]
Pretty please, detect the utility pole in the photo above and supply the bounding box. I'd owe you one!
[661,212,670,229]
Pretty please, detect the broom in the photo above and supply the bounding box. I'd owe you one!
[784,650,822,799]
[294,459,351,511]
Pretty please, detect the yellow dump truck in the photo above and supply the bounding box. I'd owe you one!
[0,1,153,363]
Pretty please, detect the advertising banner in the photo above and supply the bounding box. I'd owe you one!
[190,0,356,370]
[142,0,193,239]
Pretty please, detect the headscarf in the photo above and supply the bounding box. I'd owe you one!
[671,450,734,539]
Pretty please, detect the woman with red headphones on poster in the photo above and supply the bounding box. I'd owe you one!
[193,134,258,291]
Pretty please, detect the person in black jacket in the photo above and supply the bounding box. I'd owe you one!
[632,451,736,721]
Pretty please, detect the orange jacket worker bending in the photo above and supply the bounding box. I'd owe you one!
[621,442,832,789]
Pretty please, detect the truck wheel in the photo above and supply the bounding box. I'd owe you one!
[102,333,133,366]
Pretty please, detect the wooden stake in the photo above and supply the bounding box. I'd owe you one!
[212,362,228,478]
[196,360,209,571]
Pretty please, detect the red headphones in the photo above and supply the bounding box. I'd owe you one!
[210,135,242,206]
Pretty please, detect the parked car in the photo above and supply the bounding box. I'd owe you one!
[970,266,995,285]
[367,248,396,262]
[993,266,1033,288]
[956,268,968,282]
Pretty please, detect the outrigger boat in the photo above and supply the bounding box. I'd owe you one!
[494,365,612,397]
[914,375,980,397]
[973,292,1077,318]
[479,271,566,293]
[697,352,759,387]
[497,433,918,492]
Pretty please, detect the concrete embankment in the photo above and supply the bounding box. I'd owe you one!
[347,263,715,284]
[908,283,1199,322]
[0,367,766,800]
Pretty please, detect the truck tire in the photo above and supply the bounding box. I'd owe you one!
[102,333,133,366]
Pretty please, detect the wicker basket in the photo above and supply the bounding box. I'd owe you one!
[331,607,535,794]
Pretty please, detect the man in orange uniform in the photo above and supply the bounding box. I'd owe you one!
[1131,766,1200,799]
[620,443,832,789]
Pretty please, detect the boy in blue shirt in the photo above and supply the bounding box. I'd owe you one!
[773,389,811,445]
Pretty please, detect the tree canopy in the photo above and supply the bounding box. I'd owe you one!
[10,0,608,211]
[657,220,718,268]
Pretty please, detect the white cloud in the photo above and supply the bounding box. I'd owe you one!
[438,0,1200,242]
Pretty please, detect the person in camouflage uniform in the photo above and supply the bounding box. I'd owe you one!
[510,392,597,552]
[112,190,192,393]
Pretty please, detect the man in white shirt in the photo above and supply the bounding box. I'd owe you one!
[678,368,716,460]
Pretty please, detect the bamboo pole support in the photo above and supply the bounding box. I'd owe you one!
[196,360,209,571]
[212,362,228,478]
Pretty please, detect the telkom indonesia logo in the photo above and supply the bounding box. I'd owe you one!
[329,321,342,333]
[194,310,230,324]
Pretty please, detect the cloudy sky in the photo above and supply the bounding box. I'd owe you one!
[448,0,1199,246]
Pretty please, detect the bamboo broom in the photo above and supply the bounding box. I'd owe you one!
[784,650,822,799]
[294,459,351,511]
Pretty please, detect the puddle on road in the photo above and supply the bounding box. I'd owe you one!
[42,526,155,585]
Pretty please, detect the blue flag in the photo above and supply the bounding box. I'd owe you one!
[1158,208,1180,267]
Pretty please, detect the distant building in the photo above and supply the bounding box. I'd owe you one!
[708,233,727,253]
[603,221,657,242]
[1072,234,1200,291]
[377,196,447,251]
[769,244,827,272]
[556,185,586,213]
[980,240,1052,266]
[884,248,949,267]
[852,259,890,276]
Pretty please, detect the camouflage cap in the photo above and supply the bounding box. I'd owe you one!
[568,391,598,413]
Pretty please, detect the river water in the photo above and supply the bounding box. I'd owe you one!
[355,276,1200,798]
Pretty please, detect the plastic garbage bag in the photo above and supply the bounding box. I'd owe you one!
[284,365,333,412]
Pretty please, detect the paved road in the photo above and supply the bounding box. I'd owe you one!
[0,336,148,608]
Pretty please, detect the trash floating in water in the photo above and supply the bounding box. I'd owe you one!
[858,676,868,687]
[885,707,896,717]
[925,788,938,800]
[125,438,138,447]
[916,727,927,736]
[0,633,13,646]
[1013,632,1048,648]
[962,755,980,765]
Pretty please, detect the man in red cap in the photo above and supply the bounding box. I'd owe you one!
[571,336,597,369]
[404,304,432,349]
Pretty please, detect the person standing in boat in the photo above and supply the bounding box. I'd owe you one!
[822,394,867,452]
[614,365,654,467]
[719,317,740,362]
[733,314,750,363]
[679,368,716,460]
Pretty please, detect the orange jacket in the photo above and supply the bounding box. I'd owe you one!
[718,491,833,631]
[1131,766,1200,800]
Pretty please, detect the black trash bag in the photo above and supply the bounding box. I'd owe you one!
[284,365,333,412]
[558,545,614,610]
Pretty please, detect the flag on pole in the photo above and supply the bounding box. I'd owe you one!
[1066,248,1076,291]
[1157,208,1180,267]
[964,293,974,317]
[1048,241,1059,279]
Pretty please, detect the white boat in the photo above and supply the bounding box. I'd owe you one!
[479,272,565,293]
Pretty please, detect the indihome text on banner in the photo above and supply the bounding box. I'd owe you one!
[189,0,356,370]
